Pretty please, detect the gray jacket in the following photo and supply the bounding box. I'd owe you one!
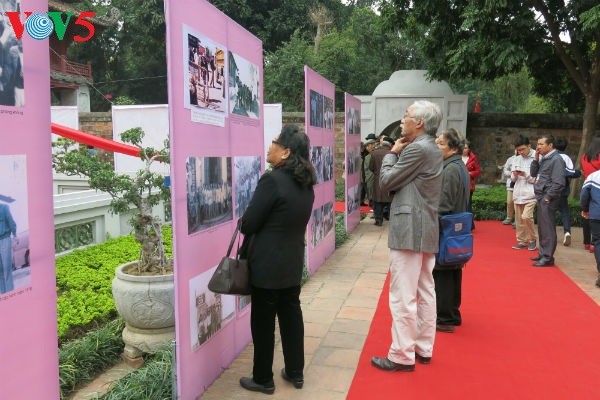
[380,134,443,253]
[530,150,565,202]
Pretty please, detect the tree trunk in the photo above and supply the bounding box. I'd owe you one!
[571,92,600,198]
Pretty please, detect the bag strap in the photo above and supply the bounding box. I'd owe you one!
[226,219,242,257]
[450,159,470,208]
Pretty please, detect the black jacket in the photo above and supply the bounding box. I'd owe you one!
[240,167,314,289]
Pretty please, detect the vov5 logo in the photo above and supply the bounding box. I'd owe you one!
[5,11,96,42]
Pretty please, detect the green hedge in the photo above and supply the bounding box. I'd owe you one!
[56,226,173,341]
[472,185,584,226]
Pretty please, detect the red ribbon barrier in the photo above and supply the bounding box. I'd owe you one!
[51,122,141,157]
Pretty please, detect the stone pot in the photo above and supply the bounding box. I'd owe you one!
[112,261,175,362]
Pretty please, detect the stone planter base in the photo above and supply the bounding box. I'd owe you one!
[112,261,175,364]
[122,324,175,363]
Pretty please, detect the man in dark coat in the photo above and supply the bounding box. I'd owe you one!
[369,136,394,226]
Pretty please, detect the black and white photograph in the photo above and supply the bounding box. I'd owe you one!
[324,96,334,130]
[310,202,334,248]
[234,156,261,218]
[310,146,334,184]
[347,184,361,215]
[186,156,233,234]
[228,51,260,119]
[0,0,24,107]
[189,268,235,350]
[309,90,323,128]
[0,155,30,296]
[346,146,361,176]
[347,107,360,135]
[184,27,227,114]
[237,295,251,313]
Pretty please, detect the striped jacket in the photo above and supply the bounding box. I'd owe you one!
[580,170,600,220]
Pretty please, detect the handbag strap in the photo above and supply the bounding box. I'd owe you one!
[226,219,242,257]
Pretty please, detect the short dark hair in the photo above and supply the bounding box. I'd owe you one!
[554,137,568,151]
[539,134,555,146]
[278,124,317,187]
[513,135,530,148]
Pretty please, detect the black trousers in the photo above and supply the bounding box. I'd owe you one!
[433,268,462,326]
[250,285,304,384]
[373,201,389,223]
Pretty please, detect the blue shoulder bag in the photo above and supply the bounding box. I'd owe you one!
[436,161,474,266]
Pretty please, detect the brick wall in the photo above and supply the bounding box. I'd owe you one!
[466,113,600,185]
[80,111,599,187]
[79,112,113,164]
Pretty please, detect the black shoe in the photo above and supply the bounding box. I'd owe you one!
[239,377,275,394]
[532,259,554,267]
[415,353,431,364]
[371,356,415,372]
[530,255,542,261]
[374,221,383,226]
[281,368,303,389]
[436,324,455,333]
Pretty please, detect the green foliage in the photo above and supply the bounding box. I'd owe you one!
[113,96,137,105]
[471,185,584,226]
[100,344,174,400]
[471,185,507,221]
[335,178,345,201]
[57,226,173,340]
[264,6,414,111]
[69,0,167,110]
[53,128,171,275]
[381,0,599,146]
[335,212,349,248]
[59,319,125,399]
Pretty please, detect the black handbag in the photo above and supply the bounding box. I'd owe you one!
[208,220,250,295]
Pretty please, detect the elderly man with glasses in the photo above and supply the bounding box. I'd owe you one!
[371,100,443,372]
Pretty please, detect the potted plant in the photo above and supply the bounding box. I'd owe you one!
[53,127,173,364]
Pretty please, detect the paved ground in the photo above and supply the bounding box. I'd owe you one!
[70,219,600,399]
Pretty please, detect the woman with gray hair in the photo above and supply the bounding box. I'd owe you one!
[434,129,470,333]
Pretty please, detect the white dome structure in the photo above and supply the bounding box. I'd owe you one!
[372,70,454,97]
[358,70,467,139]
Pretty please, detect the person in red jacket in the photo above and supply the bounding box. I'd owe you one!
[461,139,481,230]
[581,136,600,252]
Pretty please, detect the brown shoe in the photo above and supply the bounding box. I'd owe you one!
[436,324,455,333]
[371,357,415,372]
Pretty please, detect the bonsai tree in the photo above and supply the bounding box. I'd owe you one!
[53,127,171,275]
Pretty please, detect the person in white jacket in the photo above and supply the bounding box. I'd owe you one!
[501,150,518,226]
[511,135,538,251]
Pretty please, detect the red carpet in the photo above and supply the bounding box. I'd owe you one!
[334,201,372,214]
[348,220,600,399]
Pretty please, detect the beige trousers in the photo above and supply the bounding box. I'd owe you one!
[387,249,436,364]
[515,201,537,244]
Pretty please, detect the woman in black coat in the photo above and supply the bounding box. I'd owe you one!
[239,124,316,394]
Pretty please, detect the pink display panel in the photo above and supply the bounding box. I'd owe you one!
[0,0,60,398]
[304,66,336,274]
[164,1,263,398]
[345,93,362,232]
